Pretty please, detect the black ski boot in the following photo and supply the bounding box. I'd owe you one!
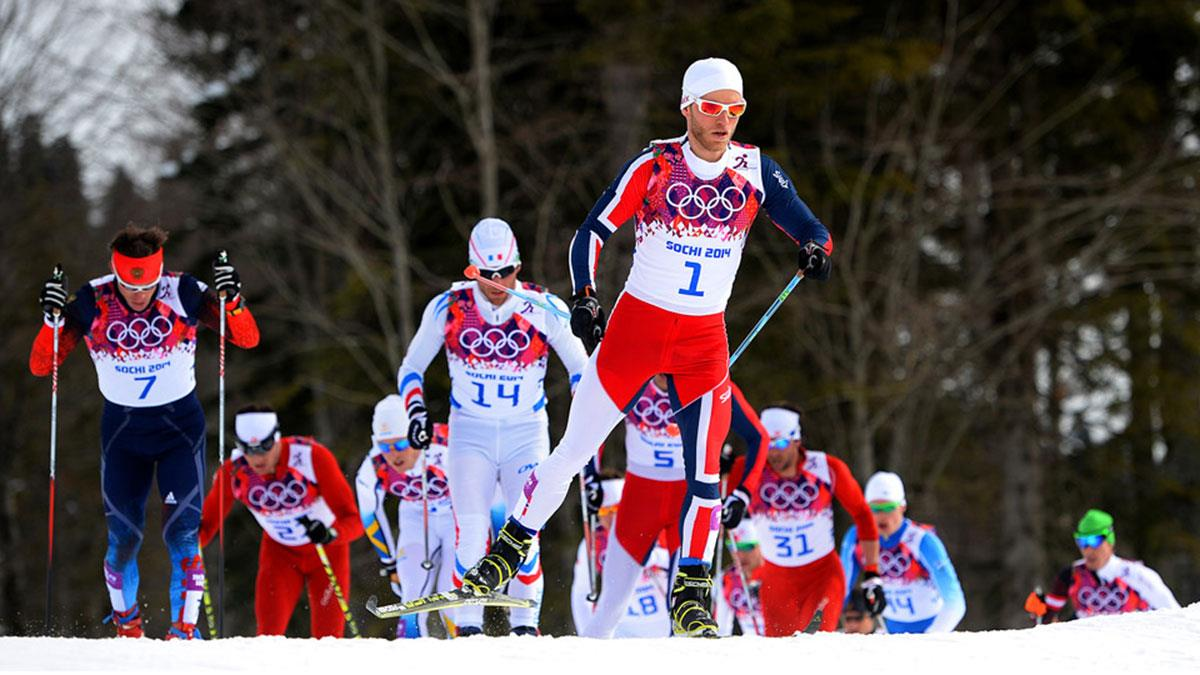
[671,564,719,637]
[461,519,534,596]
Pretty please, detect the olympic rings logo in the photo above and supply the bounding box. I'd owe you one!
[1077,586,1129,612]
[665,182,747,222]
[632,393,674,427]
[458,326,531,359]
[387,474,449,501]
[247,477,309,512]
[106,316,173,350]
[880,549,913,578]
[759,480,820,510]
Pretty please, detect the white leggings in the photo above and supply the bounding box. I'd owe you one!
[395,508,457,637]
[448,412,548,628]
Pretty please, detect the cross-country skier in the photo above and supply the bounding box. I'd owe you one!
[459,56,833,637]
[714,545,765,636]
[29,224,259,638]
[199,406,363,637]
[355,395,458,638]
[397,217,589,636]
[571,477,673,638]
[727,406,881,635]
[840,471,965,633]
[840,589,877,634]
[580,376,767,637]
[1029,509,1179,622]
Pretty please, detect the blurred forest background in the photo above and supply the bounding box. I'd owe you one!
[2,0,1199,638]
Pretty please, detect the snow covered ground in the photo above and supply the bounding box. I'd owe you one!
[2,605,1198,674]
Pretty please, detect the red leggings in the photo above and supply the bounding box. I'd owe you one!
[759,552,845,636]
[255,537,351,637]
[613,473,687,562]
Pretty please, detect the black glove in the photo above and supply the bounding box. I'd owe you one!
[860,570,887,616]
[721,487,750,529]
[212,250,242,301]
[407,404,432,450]
[799,241,832,281]
[719,443,736,476]
[569,287,606,352]
[297,515,337,545]
[39,265,68,322]
[582,460,603,517]
[380,558,402,597]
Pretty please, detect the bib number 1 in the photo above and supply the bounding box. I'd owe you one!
[679,261,704,297]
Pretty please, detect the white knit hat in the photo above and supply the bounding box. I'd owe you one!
[680,57,744,109]
[760,407,802,442]
[235,411,279,447]
[372,394,409,442]
[865,471,906,506]
[468,217,521,271]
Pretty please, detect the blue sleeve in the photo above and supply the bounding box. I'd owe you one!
[66,282,97,329]
[569,149,653,293]
[839,526,861,605]
[728,388,764,488]
[177,273,206,316]
[760,154,831,249]
[918,531,966,632]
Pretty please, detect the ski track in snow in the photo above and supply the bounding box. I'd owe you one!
[1,604,1198,674]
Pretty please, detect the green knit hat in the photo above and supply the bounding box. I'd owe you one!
[1074,508,1116,544]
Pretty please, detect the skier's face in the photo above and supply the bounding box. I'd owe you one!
[766,439,801,475]
[871,502,905,536]
[381,439,419,473]
[683,89,743,159]
[245,441,282,475]
[116,282,156,312]
[1079,538,1114,571]
[477,264,520,307]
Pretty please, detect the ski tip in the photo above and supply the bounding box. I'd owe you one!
[463,264,480,280]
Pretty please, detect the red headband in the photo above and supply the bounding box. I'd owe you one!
[111,249,163,288]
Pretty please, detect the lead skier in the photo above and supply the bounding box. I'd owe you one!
[398,217,589,636]
[459,57,833,636]
[30,224,259,638]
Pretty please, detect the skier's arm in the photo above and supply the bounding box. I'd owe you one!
[544,292,587,390]
[397,293,450,419]
[199,462,237,548]
[312,444,364,542]
[569,149,654,294]
[830,457,880,568]
[839,526,863,605]
[728,383,768,495]
[1043,566,1074,622]
[919,531,966,631]
[354,454,397,561]
[183,275,259,349]
[1123,562,1181,610]
[759,155,833,253]
[29,284,93,376]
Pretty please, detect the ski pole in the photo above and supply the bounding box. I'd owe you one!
[419,449,433,571]
[726,530,762,636]
[712,478,726,615]
[46,263,63,634]
[216,250,228,638]
[577,473,599,602]
[201,563,217,639]
[463,266,571,320]
[728,269,805,367]
[315,542,360,637]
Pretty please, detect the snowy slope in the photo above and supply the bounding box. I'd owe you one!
[2,605,1198,674]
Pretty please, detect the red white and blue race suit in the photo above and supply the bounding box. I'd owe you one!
[397,280,588,629]
[29,272,259,631]
[728,448,876,635]
[572,524,672,638]
[355,424,458,637]
[1045,555,1179,620]
[580,379,767,637]
[840,518,966,632]
[511,136,832,575]
[200,436,364,637]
